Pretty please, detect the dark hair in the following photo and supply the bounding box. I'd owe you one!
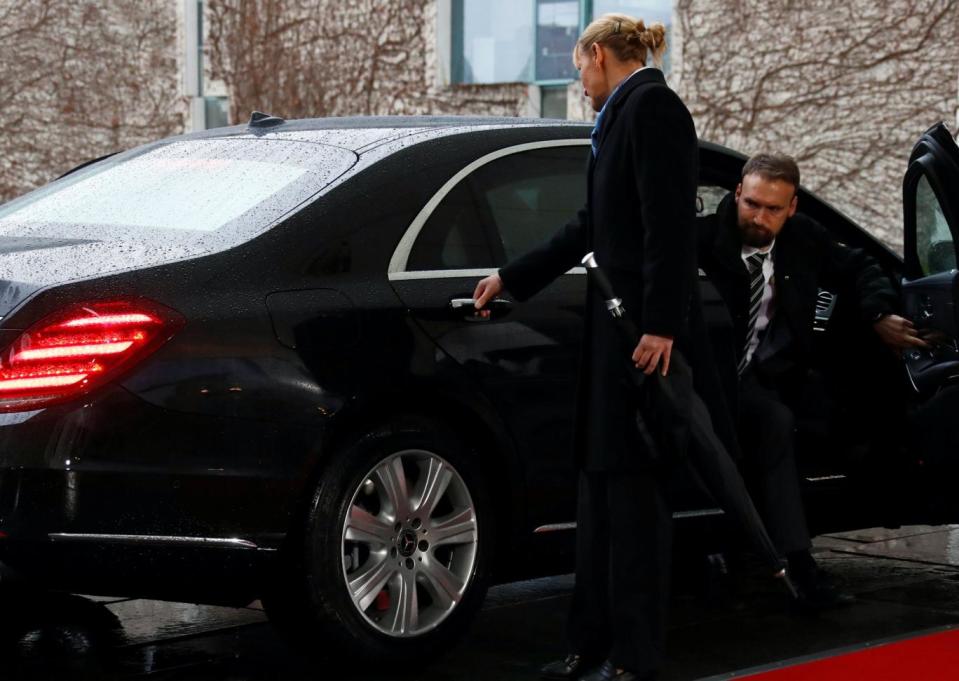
[741,153,800,190]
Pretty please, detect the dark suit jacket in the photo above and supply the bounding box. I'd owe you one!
[498,68,700,472]
[697,192,898,382]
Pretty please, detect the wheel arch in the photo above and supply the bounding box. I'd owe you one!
[287,385,529,583]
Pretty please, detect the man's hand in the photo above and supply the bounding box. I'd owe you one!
[632,334,674,376]
[472,273,504,319]
[873,314,930,351]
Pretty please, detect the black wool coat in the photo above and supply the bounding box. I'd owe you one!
[499,68,700,472]
[697,192,898,381]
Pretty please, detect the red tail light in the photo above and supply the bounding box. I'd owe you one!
[0,300,183,412]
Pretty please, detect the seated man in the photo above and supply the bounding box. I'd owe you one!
[697,153,927,605]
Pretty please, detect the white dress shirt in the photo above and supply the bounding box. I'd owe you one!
[741,240,776,365]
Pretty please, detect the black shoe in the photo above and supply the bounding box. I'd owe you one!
[541,653,598,680]
[578,659,657,681]
[792,581,856,612]
[787,554,855,612]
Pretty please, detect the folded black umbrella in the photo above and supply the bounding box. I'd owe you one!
[582,252,798,598]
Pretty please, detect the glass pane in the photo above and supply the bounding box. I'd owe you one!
[697,185,729,216]
[536,0,580,81]
[0,139,355,249]
[408,146,588,270]
[204,96,230,129]
[457,0,534,84]
[408,179,498,270]
[916,174,956,275]
[593,0,673,72]
[541,86,568,119]
[594,0,671,24]
[483,147,586,260]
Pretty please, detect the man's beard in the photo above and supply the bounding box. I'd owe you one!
[739,220,775,248]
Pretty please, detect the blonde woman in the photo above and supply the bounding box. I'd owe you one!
[474,14,698,681]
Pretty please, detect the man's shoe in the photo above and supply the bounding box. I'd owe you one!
[541,653,597,680]
[578,659,657,681]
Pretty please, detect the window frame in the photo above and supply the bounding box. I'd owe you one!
[388,138,591,280]
[451,1,677,93]
[450,0,593,88]
[904,153,959,279]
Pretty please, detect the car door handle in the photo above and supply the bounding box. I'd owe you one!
[449,297,512,321]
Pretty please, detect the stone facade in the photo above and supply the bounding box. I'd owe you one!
[672,0,959,249]
[0,1,186,204]
[2,0,957,253]
[204,0,535,121]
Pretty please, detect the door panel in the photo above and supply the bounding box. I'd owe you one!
[902,124,959,396]
[902,271,959,396]
[901,123,959,520]
[391,144,589,534]
[391,274,584,533]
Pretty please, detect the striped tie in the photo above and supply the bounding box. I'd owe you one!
[738,252,768,375]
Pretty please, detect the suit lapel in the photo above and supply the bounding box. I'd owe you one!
[713,196,748,280]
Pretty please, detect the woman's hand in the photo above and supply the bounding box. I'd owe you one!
[632,334,674,376]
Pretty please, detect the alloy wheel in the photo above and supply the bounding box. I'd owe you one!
[341,449,479,637]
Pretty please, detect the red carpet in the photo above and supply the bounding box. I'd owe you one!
[741,629,959,680]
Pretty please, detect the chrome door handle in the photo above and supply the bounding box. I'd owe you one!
[450,297,512,321]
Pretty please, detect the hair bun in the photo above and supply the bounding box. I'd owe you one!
[640,22,666,51]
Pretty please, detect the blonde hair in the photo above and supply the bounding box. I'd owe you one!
[576,13,667,68]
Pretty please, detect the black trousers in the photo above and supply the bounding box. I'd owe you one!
[738,369,811,555]
[567,469,672,675]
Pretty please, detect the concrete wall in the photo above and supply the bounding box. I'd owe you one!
[3,0,956,255]
[0,1,186,204]
[204,0,535,121]
[672,0,959,250]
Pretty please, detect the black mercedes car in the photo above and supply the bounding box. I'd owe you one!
[0,115,957,663]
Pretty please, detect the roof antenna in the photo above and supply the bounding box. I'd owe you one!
[248,111,285,128]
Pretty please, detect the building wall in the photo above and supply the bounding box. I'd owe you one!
[204,0,535,122]
[672,0,959,250]
[3,0,956,255]
[0,1,186,204]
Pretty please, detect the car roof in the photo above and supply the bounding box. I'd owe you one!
[182,115,591,153]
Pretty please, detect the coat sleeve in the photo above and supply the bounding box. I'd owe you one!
[498,205,588,302]
[631,87,699,337]
[813,220,899,322]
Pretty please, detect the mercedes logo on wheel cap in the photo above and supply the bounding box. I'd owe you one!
[398,530,418,557]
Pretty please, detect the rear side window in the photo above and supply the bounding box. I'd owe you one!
[407,145,588,270]
[0,139,356,251]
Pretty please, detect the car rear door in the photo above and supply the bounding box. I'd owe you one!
[389,140,589,537]
[900,122,959,517]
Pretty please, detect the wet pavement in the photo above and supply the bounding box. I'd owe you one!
[2,525,958,680]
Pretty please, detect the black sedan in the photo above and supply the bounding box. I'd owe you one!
[0,115,957,664]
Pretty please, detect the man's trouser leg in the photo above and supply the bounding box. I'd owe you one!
[739,371,811,554]
[568,470,672,674]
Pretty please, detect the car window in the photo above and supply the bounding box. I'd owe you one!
[406,176,499,270]
[0,139,356,251]
[697,184,729,216]
[407,145,588,270]
[915,173,956,275]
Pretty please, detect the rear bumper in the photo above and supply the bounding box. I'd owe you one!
[0,386,322,603]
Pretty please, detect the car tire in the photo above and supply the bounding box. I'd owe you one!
[264,418,493,666]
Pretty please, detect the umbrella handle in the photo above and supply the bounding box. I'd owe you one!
[581,252,642,345]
